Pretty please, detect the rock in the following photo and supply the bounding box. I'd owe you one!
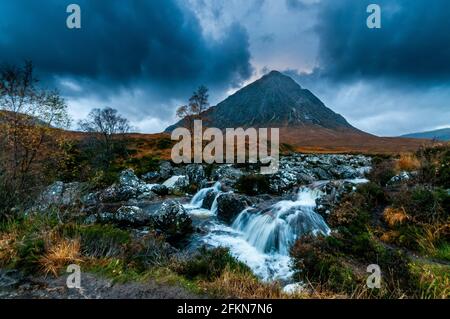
[98,206,151,227]
[212,165,243,185]
[119,169,141,188]
[186,164,206,185]
[269,170,298,194]
[159,161,173,180]
[162,175,189,194]
[215,193,252,224]
[150,184,169,196]
[99,184,137,203]
[311,167,332,180]
[141,171,160,183]
[202,189,219,210]
[136,191,157,201]
[152,200,193,241]
[388,171,414,185]
[36,181,83,210]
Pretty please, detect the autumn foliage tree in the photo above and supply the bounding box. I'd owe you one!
[0,62,70,217]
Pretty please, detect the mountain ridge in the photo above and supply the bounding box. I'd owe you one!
[401,128,450,141]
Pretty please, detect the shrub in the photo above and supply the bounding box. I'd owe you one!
[236,174,270,195]
[392,186,448,223]
[367,159,396,186]
[177,246,251,281]
[290,235,357,293]
[126,155,160,177]
[128,233,175,270]
[396,153,420,172]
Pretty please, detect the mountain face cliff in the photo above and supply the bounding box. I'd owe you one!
[166,70,355,131]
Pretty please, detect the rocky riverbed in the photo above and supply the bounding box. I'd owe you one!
[26,153,374,290]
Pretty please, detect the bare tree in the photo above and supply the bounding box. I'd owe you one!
[78,107,131,168]
[0,61,70,215]
[176,85,210,134]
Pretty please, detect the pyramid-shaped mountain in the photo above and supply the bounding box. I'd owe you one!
[207,70,353,129]
[165,70,428,152]
[167,71,359,131]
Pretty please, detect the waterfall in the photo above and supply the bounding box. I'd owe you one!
[185,184,331,281]
[232,187,330,255]
[189,182,221,208]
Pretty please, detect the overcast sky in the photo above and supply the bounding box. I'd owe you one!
[1,0,449,136]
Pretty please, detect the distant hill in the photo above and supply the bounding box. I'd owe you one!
[401,128,450,141]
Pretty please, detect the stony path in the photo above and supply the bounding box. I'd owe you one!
[0,269,204,299]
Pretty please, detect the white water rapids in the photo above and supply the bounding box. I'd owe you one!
[183,182,336,282]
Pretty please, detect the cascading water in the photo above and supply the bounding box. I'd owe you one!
[183,183,331,282]
[232,188,330,255]
[189,182,221,208]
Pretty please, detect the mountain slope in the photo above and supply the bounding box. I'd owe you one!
[165,71,430,153]
[401,128,450,141]
[167,70,356,131]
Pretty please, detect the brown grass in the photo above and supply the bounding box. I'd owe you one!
[0,231,18,266]
[39,239,83,277]
[383,207,410,227]
[199,269,290,299]
[396,153,421,172]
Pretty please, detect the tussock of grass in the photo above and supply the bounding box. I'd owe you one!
[39,239,82,276]
[199,269,288,299]
[396,153,421,172]
[383,207,409,227]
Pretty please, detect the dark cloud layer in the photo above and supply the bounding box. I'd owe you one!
[314,0,450,82]
[0,0,252,91]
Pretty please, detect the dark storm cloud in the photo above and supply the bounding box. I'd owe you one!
[0,0,252,90]
[313,0,450,82]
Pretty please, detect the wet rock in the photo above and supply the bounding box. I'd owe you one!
[162,175,189,194]
[152,200,193,241]
[186,164,206,185]
[216,193,253,224]
[141,171,160,183]
[150,184,169,196]
[202,189,219,210]
[159,161,173,180]
[212,165,243,185]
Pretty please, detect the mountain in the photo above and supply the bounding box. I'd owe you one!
[167,70,357,131]
[166,71,430,153]
[401,128,450,141]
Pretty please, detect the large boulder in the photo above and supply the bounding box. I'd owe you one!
[150,184,169,196]
[159,161,173,180]
[96,205,152,227]
[152,200,193,241]
[162,175,189,194]
[141,171,160,183]
[119,169,141,188]
[36,181,84,210]
[186,164,206,186]
[211,165,243,186]
[215,193,253,224]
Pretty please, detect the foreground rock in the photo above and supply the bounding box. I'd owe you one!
[215,193,253,223]
[35,181,84,211]
[152,200,193,242]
